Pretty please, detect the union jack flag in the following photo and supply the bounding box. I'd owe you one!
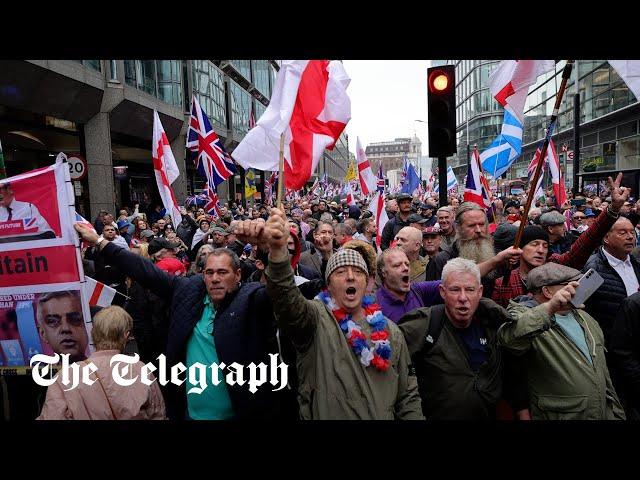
[377,163,385,193]
[186,95,236,189]
[203,184,222,218]
[264,171,277,206]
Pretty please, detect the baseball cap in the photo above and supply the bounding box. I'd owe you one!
[408,213,427,224]
[148,238,181,256]
[156,257,186,276]
[117,219,130,230]
[423,226,441,236]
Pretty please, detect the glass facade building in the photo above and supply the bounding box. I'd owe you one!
[124,60,183,108]
[447,60,640,197]
[516,60,640,196]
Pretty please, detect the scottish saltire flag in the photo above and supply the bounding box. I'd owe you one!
[434,165,457,193]
[376,164,385,193]
[186,95,236,189]
[204,184,222,217]
[480,110,523,179]
[464,149,492,209]
[400,162,420,194]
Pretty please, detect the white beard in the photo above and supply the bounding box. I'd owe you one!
[456,235,495,264]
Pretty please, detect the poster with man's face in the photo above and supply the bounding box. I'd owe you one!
[0,288,92,368]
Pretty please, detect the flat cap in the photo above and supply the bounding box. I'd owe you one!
[396,193,412,202]
[325,248,369,282]
[527,263,582,291]
[539,210,566,227]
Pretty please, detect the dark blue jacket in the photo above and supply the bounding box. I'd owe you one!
[100,242,288,420]
[584,246,640,346]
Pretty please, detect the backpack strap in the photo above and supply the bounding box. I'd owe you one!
[422,305,446,354]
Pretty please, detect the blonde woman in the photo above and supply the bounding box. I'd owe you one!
[37,306,166,420]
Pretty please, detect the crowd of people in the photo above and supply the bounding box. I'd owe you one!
[39,172,640,421]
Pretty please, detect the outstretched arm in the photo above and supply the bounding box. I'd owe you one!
[235,209,319,353]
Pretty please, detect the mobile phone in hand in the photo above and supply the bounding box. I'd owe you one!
[570,268,604,308]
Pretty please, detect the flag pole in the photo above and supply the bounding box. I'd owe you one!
[277,132,285,208]
[499,60,574,285]
[513,60,573,250]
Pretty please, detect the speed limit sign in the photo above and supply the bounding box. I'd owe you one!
[67,155,87,181]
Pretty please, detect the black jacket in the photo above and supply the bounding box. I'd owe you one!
[176,215,197,247]
[100,242,288,420]
[583,247,640,345]
[609,292,640,412]
[380,213,411,250]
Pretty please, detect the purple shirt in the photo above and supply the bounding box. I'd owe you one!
[376,280,443,323]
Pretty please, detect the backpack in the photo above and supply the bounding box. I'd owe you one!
[422,305,446,353]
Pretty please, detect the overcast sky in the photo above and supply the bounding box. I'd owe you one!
[343,60,432,156]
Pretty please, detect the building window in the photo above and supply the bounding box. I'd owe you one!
[123,60,183,108]
[191,60,227,131]
[255,100,267,122]
[78,60,101,72]
[230,79,251,139]
[252,60,271,98]
[157,60,183,107]
[230,60,251,81]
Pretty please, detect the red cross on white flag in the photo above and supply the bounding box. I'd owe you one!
[232,60,351,190]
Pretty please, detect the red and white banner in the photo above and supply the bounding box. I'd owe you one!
[232,60,351,190]
[83,276,116,308]
[0,159,94,368]
[547,140,566,207]
[356,137,377,195]
[368,191,388,250]
[153,110,183,226]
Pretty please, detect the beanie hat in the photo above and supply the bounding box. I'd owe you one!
[325,249,368,282]
[520,225,549,247]
[493,223,517,252]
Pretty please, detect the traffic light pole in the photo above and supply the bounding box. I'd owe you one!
[573,93,580,196]
[438,156,448,206]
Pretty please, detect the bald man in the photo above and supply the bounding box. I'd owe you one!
[394,226,427,282]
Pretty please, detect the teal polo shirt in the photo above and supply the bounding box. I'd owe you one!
[185,295,234,420]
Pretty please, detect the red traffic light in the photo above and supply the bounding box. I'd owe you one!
[428,69,452,93]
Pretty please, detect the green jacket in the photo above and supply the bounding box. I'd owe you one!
[398,298,509,419]
[265,257,424,420]
[500,299,625,420]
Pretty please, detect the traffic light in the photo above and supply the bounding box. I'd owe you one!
[427,65,456,158]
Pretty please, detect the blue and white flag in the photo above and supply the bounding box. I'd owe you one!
[480,110,523,179]
[434,165,457,193]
